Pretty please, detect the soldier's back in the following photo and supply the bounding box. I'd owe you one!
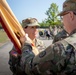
[53,29,68,43]
[32,33,76,75]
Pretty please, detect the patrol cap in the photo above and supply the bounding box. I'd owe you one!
[22,17,40,27]
[58,0,76,16]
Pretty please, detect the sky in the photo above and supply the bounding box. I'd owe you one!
[6,0,65,23]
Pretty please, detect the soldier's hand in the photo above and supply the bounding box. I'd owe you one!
[20,36,26,47]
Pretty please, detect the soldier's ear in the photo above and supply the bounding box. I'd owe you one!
[69,11,74,21]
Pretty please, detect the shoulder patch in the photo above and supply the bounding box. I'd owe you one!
[39,51,46,58]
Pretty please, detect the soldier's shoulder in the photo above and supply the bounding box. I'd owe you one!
[52,32,63,43]
[56,30,65,37]
[55,33,76,49]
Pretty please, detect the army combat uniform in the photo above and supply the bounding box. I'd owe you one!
[52,29,68,43]
[20,30,76,75]
[8,38,46,75]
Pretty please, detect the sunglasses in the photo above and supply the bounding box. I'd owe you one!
[31,26,39,29]
[60,12,70,20]
[60,11,76,20]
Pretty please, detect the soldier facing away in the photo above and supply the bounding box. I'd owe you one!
[8,17,46,75]
[52,29,68,43]
[11,0,76,75]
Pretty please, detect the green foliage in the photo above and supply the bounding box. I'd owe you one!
[39,20,49,27]
[39,3,62,27]
[0,30,9,43]
[45,3,61,26]
[46,3,58,19]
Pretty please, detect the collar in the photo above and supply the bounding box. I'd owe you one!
[69,29,76,36]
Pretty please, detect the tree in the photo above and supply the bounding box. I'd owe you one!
[39,19,50,28]
[45,3,61,27]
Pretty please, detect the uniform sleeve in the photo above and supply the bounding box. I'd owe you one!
[31,40,75,74]
[20,43,35,74]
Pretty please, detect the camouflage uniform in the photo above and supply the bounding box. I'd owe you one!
[20,30,76,75]
[20,0,76,75]
[33,39,46,52]
[8,18,46,75]
[52,29,68,43]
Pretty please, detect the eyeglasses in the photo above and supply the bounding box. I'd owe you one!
[60,12,69,20]
[73,12,76,15]
[31,26,39,29]
[60,11,76,20]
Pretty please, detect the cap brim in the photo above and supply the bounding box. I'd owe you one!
[28,23,40,27]
[57,11,65,16]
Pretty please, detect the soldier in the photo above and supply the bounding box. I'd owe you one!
[8,17,46,75]
[19,0,76,75]
[52,29,68,43]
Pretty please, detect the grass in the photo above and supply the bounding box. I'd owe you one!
[0,30,9,44]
